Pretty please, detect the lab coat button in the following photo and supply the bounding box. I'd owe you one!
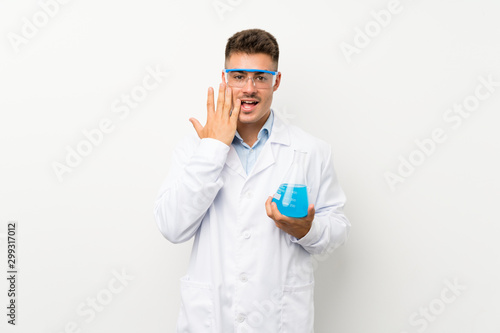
[245,191,253,199]
[243,231,251,239]
[236,313,246,323]
[239,273,248,283]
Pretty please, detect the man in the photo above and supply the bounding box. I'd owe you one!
[154,29,350,332]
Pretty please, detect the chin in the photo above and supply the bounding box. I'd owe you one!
[237,115,255,123]
[238,108,269,123]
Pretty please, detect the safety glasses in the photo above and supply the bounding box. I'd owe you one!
[224,69,279,89]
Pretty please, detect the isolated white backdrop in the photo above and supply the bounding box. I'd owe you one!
[1,0,499,332]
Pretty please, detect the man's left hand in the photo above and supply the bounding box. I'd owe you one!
[265,196,315,239]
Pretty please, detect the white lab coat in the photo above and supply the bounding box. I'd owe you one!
[154,112,350,333]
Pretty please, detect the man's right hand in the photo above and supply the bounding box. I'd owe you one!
[189,83,241,146]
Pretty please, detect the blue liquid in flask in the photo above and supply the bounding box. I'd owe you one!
[272,183,308,218]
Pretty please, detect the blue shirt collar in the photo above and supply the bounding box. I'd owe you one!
[233,109,274,145]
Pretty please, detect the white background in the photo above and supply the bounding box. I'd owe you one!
[1,0,499,332]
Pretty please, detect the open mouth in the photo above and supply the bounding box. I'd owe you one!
[240,100,259,112]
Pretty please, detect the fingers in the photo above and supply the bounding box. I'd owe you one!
[271,201,286,221]
[222,86,232,120]
[216,83,225,116]
[265,196,273,218]
[266,196,287,221]
[266,197,286,228]
[308,204,315,218]
[206,87,215,118]
[271,201,288,229]
[266,198,314,239]
[189,118,203,138]
[230,98,241,124]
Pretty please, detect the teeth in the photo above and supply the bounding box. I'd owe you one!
[242,101,257,104]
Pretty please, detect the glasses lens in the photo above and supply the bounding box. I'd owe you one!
[226,71,275,88]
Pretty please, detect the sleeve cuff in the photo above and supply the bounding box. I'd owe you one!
[289,218,320,247]
[196,138,230,165]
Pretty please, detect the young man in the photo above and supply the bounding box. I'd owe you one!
[154,29,350,332]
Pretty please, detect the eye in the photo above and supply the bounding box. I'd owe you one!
[255,76,268,82]
[232,74,245,80]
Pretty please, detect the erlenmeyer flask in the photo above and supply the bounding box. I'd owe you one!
[272,150,309,218]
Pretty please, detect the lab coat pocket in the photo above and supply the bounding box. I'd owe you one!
[177,277,215,333]
[281,282,315,333]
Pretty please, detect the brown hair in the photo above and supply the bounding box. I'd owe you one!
[225,29,279,70]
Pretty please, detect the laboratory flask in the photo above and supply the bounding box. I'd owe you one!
[272,150,309,218]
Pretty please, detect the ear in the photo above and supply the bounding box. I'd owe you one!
[273,72,282,92]
[221,70,226,84]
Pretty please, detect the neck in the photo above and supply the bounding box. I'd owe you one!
[237,110,271,147]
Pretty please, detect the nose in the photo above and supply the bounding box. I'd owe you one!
[241,76,258,95]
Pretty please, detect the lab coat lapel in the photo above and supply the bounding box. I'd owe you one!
[248,141,274,178]
[248,111,291,178]
[225,145,246,179]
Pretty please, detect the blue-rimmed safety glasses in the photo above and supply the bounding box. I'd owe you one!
[224,69,278,89]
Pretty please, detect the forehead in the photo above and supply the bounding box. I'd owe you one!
[226,52,276,71]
